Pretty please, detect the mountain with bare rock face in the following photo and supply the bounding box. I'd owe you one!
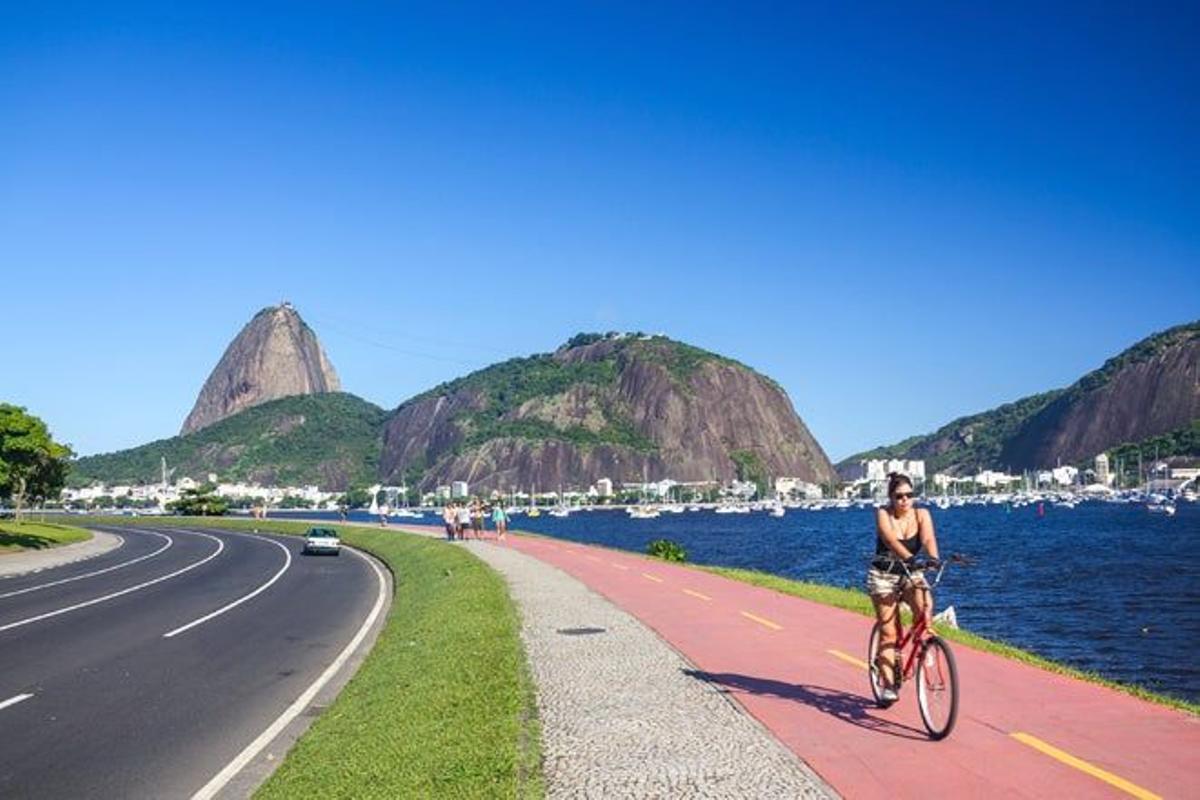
[379,333,836,492]
[839,320,1199,474]
[181,303,341,434]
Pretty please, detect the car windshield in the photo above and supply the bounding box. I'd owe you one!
[307,529,337,538]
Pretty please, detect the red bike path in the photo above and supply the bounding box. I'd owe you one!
[417,527,1196,799]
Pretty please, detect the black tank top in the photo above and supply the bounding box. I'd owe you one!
[873,510,921,574]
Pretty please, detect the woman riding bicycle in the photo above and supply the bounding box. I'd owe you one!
[867,472,940,703]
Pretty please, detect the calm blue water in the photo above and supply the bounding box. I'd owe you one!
[282,501,1200,704]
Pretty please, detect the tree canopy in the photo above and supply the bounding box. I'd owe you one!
[0,404,74,518]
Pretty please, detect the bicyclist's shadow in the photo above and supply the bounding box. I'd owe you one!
[682,669,929,741]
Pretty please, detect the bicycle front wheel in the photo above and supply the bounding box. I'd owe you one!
[916,636,959,740]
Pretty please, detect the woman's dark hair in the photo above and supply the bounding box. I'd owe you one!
[887,472,913,497]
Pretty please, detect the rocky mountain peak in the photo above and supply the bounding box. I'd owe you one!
[180,303,341,434]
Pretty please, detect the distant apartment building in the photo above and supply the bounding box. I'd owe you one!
[435,485,452,501]
[451,481,469,499]
[975,470,1020,488]
[841,459,926,483]
[595,478,613,498]
[1095,453,1111,486]
[774,477,823,499]
[1035,465,1079,487]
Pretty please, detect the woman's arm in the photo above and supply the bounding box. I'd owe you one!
[917,508,940,560]
[875,507,915,560]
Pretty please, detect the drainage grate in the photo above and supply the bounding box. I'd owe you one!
[556,627,607,636]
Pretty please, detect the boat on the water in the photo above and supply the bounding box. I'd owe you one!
[627,505,661,519]
[1147,501,1177,516]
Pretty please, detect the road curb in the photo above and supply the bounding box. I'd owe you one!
[207,541,394,800]
[0,528,124,579]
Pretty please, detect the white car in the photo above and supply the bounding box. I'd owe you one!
[302,527,341,556]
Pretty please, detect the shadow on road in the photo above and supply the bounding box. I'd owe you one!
[683,668,929,741]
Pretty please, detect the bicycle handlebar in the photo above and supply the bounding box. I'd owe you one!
[871,552,972,588]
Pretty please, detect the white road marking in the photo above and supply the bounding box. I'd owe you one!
[0,533,225,635]
[164,535,293,638]
[190,545,388,800]
[0,693,33,711]
[0,532,172,600]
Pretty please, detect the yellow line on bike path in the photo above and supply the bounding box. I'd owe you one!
[828,649,868,670]
[740,611,782,631]
[1009,733,1161,800]
[682,589,711,601]
[642,573,664,583]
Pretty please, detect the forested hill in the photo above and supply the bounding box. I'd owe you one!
[72,393,387,490]
[379,333,836,492]
[839,320,1200,474]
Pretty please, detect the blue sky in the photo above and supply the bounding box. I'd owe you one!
[3,3,1197,461]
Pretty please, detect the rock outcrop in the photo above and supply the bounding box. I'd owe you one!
[840,320,1199,473]
[380,335,836,492]
[999,322,1199,469]
[181,304,341,434]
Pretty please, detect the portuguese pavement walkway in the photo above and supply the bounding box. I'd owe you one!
[472,529,1196,800]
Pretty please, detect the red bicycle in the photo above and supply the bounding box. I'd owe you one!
[867,555,960,740]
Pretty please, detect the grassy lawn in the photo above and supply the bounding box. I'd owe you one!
[74,516,543,799]
[0,520,91,554]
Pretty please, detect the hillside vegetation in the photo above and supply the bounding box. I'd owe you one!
[841,320,1199,473]
[72,393,387,490]
[381,333,836,490]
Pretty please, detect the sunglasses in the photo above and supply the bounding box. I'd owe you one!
[892,492,915,500]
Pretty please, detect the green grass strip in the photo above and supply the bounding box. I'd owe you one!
[0,520,92,553]
[699,563,1200,716]
[72,516,543,798]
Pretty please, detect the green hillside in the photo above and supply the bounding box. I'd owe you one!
[399,334,741,455]
[839,320,1199,475]
[72,393,387,490]
[838,390,1064,475]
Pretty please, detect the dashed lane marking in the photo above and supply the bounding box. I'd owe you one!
[682,589,712,601]
[586,555,602,563]
[642,573,664,583]
[828,649,868,669]
[0,693,33,712]
[1010,732,1161,800]
[741,611,783,631]
[610,563,630,570]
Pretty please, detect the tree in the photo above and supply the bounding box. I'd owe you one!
[340,486,373,509]
[0,404,73,521]
[169,484,228,516]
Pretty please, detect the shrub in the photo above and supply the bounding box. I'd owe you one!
[647,538,686,562]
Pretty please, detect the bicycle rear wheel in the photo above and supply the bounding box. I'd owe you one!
[866,622,895,707]
[916,637,959,739]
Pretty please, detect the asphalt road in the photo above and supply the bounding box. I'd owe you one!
[0,525,383,799]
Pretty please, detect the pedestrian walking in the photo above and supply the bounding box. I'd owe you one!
[443,503,457,540]
[471,499,485,538]
[491,503,508,541]
[456,503,471,539]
